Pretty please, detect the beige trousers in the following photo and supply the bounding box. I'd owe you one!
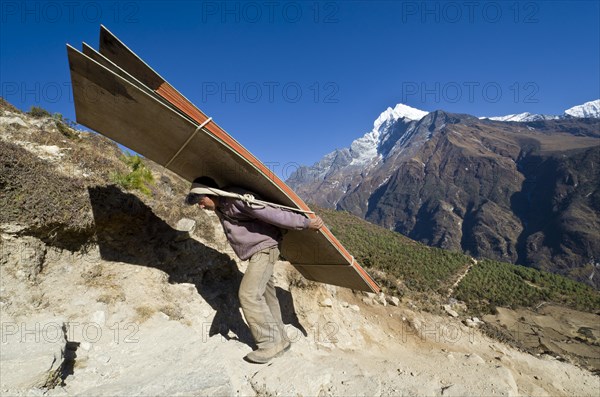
[238,246,286,349]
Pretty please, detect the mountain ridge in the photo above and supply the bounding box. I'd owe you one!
[288,102,600,287]
[484,99,600,122]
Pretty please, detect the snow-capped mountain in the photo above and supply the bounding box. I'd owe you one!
[485,112,559,122]
[287,100,600,287]
[374,103,429,126]
[287,103,432,208]
[347,104,428,166]
[304,99,598,185]
[564,99,600,118]
[483,99,600,122]
[288,99,600,204]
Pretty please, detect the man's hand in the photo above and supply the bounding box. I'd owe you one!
[308,216,324,231]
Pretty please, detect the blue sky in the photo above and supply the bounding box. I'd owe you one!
[1,1,599,179]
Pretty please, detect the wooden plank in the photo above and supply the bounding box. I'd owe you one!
[80,42,188,121]
[68,45,185,166]
[295,264,374,291]
[68,30,380,292]
[97,26,377,270]
[94,29,379,291]
[98,26,291,203]
[99,25,164,90]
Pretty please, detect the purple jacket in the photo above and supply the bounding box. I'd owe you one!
[215,189,310,260]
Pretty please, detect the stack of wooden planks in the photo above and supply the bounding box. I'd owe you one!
[67,25,379,293]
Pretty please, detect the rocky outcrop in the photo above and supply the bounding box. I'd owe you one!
[0,314,67,390]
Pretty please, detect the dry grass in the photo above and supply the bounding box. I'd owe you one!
[159,304,184,321]
[97,289,126,305]
[0,141,92,233]
[80,264,126,305]
[0,97,21,113]
[134,306,157,323]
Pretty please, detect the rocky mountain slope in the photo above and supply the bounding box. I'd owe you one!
[287,102,600,287]
[1,100,599,396]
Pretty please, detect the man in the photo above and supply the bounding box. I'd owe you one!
[186,176,323,363]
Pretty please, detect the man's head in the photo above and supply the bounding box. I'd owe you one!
[186,176,219,211]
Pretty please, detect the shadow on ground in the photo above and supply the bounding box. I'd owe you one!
[88,185,306,347]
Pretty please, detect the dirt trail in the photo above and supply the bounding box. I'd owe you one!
[446,258,477,297]
[1,234,598,396]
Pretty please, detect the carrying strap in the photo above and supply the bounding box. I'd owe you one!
[164,118,213,169]
[190,183,314,215]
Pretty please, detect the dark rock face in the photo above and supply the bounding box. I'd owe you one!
[288,113,600,287]
[511,147,600,276]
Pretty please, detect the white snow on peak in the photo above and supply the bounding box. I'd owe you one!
[374,103,428,132]
[484,112,559,122]
[349,129,381,166]
[564,99,600,118]
[482,99,600,122]
[349,104,428,166]
[486,112,534,122]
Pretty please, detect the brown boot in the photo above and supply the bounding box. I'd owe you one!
[244,340,291,364]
